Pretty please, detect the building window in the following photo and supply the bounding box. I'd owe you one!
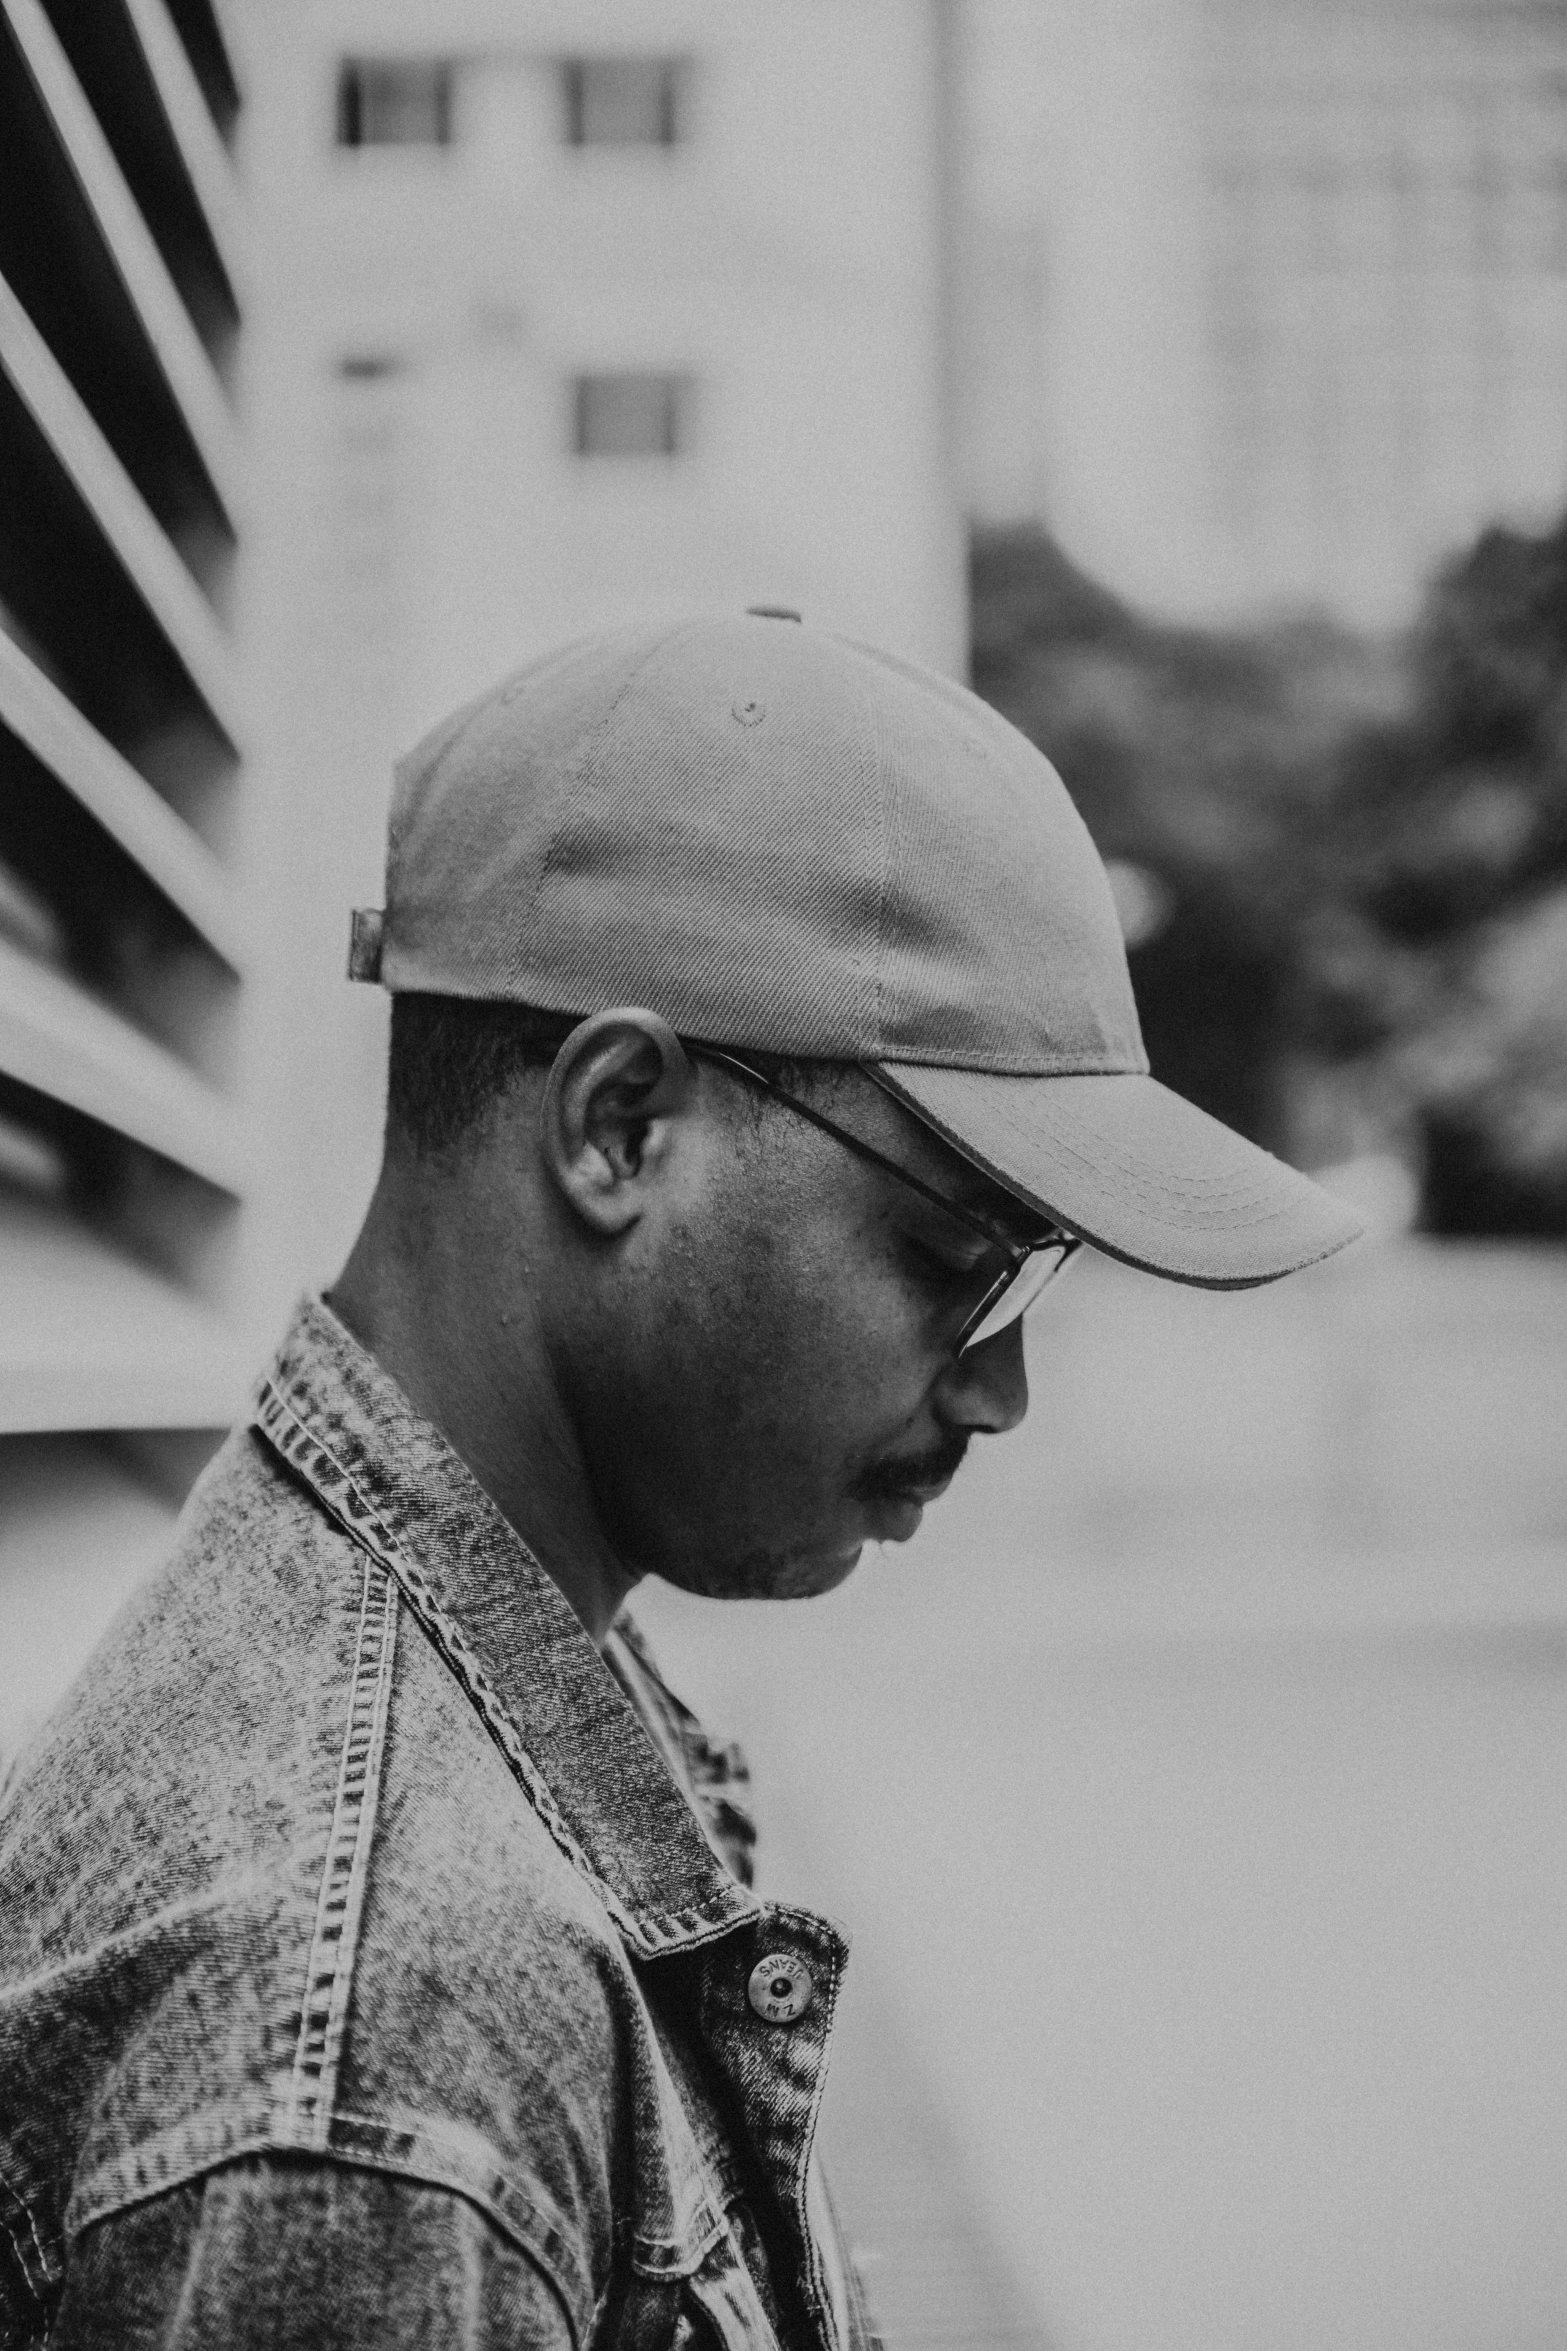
[562,58,682,147]
[336,59,454,148]
[338,354,403,381]
[572,373,691,457]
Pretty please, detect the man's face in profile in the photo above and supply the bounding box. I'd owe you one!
[546,1059,1032,1603]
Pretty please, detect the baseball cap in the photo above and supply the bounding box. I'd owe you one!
[349,611,1361,1287]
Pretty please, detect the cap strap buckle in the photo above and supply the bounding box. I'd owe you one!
[348,907,385,983]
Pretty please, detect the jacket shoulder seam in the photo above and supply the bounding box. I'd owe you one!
[253,1379,646,1948]
[273,1547,400,2151]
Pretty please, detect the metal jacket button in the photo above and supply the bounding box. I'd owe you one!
[748,1952,814,2024]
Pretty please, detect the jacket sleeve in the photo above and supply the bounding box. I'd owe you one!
[48,2156,577,2351]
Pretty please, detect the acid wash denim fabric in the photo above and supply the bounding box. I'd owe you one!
[0,1298,878,2351]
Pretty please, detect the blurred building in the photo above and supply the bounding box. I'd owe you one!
[235,0,966,1341]
[0,0,248,1758]
[1,0,967,1749]
[965,0,1567,629]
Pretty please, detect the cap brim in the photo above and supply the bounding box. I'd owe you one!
[872,1063,1364,1289]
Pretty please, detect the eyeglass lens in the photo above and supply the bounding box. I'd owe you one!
[958,1240,1078,1354]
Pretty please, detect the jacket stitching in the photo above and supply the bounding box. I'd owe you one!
[312,2107,586,2311]
[687,2237,789,2351]
[68,2126,586,2346]
[628,2199,731,2277]
[771,1910,846,2343]
[0,2158,55,2305]
[253,1380,645,1949]
[280,1550,399,2151]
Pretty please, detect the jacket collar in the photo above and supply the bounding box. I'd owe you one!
[253,1296,760,1960]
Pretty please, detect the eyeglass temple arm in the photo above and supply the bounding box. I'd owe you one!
[691,1045,1035,1260]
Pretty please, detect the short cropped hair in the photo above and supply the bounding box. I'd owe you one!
[386,994,826,1159]
[387,996,580,1158]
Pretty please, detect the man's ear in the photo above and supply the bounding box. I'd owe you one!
[540,1009,696,1235]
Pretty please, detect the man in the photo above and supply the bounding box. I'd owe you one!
[0,613,1359,2346]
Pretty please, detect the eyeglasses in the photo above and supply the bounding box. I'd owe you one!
[689,1044,1081,1355]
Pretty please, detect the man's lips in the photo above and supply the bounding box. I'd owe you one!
[888,1469,956,1504]
[853,1436,969,1509]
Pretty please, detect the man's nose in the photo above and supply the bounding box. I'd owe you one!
[935,1315,1029,1435]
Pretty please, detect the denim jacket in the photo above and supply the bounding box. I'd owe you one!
[0,1299,876,2349]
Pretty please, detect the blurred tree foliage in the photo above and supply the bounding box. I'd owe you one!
[970,521,1567,1235]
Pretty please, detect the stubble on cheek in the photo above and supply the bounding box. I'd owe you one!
[586,1159,932,1592]
[652,1209,887,1588]
[710,1189,965,1555]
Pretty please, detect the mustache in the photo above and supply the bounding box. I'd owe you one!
[851,1430,970,1505]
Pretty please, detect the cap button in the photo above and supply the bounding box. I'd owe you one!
[745,605,802,622]
[747,1951,814,2025]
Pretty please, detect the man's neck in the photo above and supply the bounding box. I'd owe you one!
[330,1188,639,1647]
